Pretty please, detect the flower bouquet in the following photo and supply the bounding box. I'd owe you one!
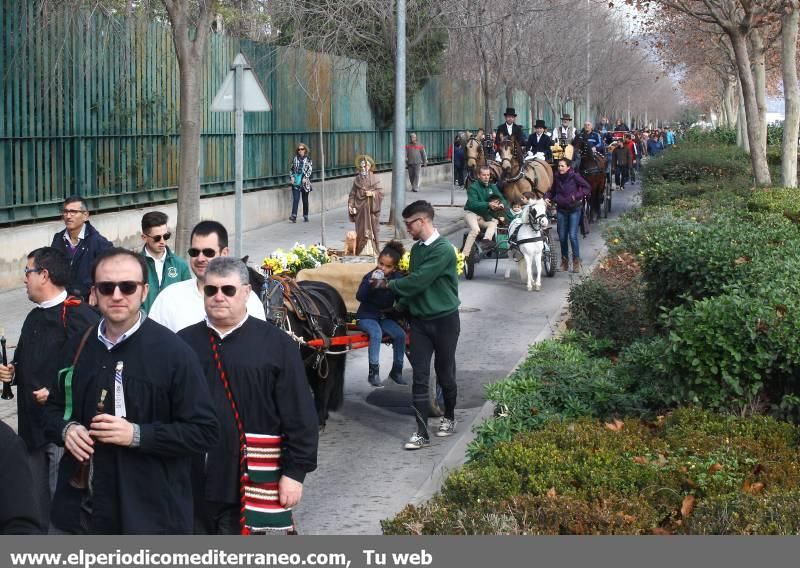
[398,245,465,276]
[262,243,330,276]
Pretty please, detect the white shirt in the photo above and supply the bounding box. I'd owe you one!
[148,278,266,332]
[505,123,514,136]
[63,224,87,247]
[205,314,250,340]
[144,247,166,284]
[39,290,68,309]
[98,312,144,351]
[422,229,441,246]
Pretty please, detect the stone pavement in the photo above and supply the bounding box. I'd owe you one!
[0,181,467,429]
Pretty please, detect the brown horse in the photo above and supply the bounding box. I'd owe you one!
[464,136,503,187]
[496,138,553,204]
[571,135,607,223]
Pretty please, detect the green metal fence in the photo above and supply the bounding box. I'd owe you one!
[0,1,531,225]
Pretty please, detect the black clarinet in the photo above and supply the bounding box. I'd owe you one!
[1,335,13,400]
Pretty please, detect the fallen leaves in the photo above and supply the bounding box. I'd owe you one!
[546,487,557,498]
[605,419,625,432]
[681,494,695,518]
[743,481,765,495]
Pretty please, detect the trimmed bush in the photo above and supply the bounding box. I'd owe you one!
[748,187,800,224]
[384,409,800,535]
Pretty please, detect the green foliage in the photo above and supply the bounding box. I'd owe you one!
[384,409,800,534]
[748,187,800,224]
[683,127,737,146]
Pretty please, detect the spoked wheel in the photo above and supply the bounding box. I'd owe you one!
[465,245,476,280]
[603,182,612,218]
[542,230,557,277]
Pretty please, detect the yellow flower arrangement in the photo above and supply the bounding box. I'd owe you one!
[398,245,465,276]
[262,243,330,275]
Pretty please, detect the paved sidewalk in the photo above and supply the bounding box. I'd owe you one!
[0,181,466,428]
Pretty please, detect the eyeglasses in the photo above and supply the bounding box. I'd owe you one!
[203,284,239,298]
[95,281,144,296]
[24,267,43,275]
[404,217,424,228]
[187,248,218,258]
[62,209,87,216]
[146,232,171,243]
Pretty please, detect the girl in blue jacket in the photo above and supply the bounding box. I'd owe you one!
[356,241,408,388]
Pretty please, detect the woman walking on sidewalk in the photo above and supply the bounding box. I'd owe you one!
[289,143,313,223]
[545,158,591,273]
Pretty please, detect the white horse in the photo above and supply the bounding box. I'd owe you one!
[508,199,549,291]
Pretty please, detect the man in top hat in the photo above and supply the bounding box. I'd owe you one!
[553,114,576,147]
[525,119,553,162]
[495,108,525,148]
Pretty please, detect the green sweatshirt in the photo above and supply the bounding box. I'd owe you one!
[389,236,460,319]
[141,246,193,314]
[465,180,511,222]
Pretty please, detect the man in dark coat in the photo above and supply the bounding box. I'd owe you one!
[0,247,99,530]
[179,257,318,534]
[525,119,553,162]
[50,196,113,301]
[44,248,219,534]
[495,107,525,147]
[0,420,44,534]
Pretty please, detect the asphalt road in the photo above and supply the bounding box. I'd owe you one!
[294,183,641,534]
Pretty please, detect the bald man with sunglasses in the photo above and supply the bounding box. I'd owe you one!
[147,221,266,332]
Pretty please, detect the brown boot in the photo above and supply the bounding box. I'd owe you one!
[572,256,582,273]
[560,257,569,272]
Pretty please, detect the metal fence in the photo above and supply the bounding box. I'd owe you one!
[0,1,531,225]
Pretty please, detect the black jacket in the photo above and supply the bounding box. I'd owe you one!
[495,123,525,146]
[51,222,113,301]
[45,318,219,534]
[0,421,44,534]
[525,132,554,162]
[12,299,99,451]
[356,270,403,321]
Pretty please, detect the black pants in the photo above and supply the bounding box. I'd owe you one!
[195,500,240,535]
[290,186,309,218]
[614,166,629,188]
[409,310,460,438]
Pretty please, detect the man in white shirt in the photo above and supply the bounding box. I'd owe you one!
[148,221,265,332]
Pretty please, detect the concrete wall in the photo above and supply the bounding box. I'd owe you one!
[0,164,450,290]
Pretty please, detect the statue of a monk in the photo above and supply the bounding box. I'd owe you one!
[348,155,383,256]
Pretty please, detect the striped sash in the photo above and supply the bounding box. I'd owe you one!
[243,433,293,531]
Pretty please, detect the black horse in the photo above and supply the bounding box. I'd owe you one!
[572,135,607,224]
[245,260,348,430]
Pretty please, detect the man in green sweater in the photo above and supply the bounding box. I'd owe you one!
[139,211,192,313]
[463,166,511,256]
[379,200,461,450]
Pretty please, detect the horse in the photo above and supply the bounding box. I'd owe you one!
[496,138,553,204]
[244,261,348,431]
[508,199,549,291]
[571,135,607,224]
[464,136,503,187]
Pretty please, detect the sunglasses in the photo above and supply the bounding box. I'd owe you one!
[146,232,171,243]
[187,248,218,258]
[95,281,143,296]
[203,284,239,298]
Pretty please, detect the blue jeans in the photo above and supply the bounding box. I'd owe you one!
[291,186,309,218]
[357,318,406,367]
[557,208,582,259]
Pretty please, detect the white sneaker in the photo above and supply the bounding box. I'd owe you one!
[404,432,431,450]
[435,418,457,437]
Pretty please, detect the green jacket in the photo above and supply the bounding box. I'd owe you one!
[465,180,512,223]
[141,246,192,314]
[389,236,460,319]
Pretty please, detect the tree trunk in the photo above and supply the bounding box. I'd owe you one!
[505,83,514,109]
[782,1,800,188]
[750,30,768,158]
[730,30,770,185]
[736,76,749,152]
[318,115,327,245]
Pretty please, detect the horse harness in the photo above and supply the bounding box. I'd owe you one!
[509,207,548,247]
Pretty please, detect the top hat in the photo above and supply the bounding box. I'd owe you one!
[561,114,572,121]
[503,107,517,117]
[534,119,547,129]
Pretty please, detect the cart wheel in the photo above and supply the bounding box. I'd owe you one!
[465,245,476,280]
[429,375,444,417]
[542,231,556,277]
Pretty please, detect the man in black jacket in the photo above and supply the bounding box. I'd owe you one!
[495,107,525,147]
[50,196,113,301]
[525,119,553,162]
[0,421,44,534]
[45,248,219,534]
[0,247,99,530]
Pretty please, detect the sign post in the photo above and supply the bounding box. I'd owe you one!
[210,53,271,257]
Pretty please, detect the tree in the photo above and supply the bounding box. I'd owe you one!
[781,0,799,187]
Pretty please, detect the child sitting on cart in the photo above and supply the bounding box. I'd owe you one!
[356,240,409,388]
[487,194,509,227]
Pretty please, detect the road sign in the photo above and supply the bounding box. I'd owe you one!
[210,53,271,112]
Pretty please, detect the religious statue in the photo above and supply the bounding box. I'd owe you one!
[348,155,383,256]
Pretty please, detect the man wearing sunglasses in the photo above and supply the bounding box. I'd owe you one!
[0,247,99,531]
[179,257,318,534]
[44,248,219,534]
[148,221,266,332]
[139,211,191,314]
[50,196,113,302]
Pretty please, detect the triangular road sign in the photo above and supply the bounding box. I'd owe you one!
[210,53,271,112]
